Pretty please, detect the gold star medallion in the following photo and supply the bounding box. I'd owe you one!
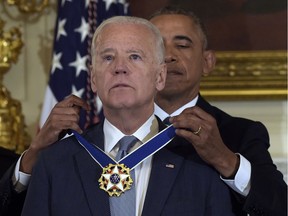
[99,163,133,196]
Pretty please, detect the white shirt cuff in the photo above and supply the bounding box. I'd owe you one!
[12,151,31,193]
[221,153,251,196]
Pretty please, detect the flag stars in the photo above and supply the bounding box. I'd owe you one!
[85,0,90,8]
[51,52,63,74]
[75,17,90,42]
[69,52,88,77]
[45,0,129,128]
[57,19,67,40]
[72,86,85,98]
[103,0,117,11]
[119,0,129,14]
[61,0,72,7]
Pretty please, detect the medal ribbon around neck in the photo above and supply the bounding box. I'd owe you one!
[73,125,176,196]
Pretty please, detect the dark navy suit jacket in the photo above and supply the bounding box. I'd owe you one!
[21,117,234,216]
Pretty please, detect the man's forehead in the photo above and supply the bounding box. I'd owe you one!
[151,17,201,45]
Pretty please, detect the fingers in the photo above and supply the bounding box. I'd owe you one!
[52,105,82,118]
[57,94,90,111]
[192,126,202,135]
[169,106,218,146]
[47,109,83,132]
[50,94,90,123]
[170,106,211,136]
[39,95,88,144]
[37,113,82,147]
[27,95,90,166]
[169,106,235,172]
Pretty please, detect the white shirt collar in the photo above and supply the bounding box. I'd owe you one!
[104,114,155,153]
[154,95,198,121]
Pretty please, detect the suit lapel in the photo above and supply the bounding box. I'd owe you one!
[73,123,111,216]
[142,140,184,216]
[142,110,205,215]
[197,95,217,119]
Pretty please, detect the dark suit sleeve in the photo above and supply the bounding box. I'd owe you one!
[246,123,287,216]
[21,153,50,216]
[0,164,26,216]
[226,121,287,216]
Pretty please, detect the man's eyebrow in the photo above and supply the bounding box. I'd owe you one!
[99,48,114,55]
[173,35,193,43]
[127,49,144,54]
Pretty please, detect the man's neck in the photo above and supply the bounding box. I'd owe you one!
[155,96,196,115]
[104,107,154,135]
[154,95,199,120]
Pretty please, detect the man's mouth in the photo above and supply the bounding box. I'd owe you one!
[167,70,182,75]
[111,83,130,89]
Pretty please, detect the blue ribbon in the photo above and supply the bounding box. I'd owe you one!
[73,125,176,170]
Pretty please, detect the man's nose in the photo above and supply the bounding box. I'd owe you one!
[165,55,177,63]
[113,58,128,75]
[114,69,127,74]
[164,46,177,63]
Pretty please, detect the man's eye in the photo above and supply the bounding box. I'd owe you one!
[103,55,113,61]
[130,54,141,60]
[176,44,190,48]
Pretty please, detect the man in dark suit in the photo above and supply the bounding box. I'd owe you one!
[20,16,234,215]
[1,6,287,216]
[149,6,287,216]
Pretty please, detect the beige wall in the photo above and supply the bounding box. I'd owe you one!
[1,3,287,162]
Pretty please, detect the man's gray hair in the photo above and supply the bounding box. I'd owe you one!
[91,16,165,67]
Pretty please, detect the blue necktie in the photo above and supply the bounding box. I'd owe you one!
[109,136,138,216]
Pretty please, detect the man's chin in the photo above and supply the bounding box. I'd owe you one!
[158,87,178,97]
[162,82,179,91]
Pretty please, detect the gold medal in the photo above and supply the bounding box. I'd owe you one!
[98,163,133,196]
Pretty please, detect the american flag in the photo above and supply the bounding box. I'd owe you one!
[40,0,130,129]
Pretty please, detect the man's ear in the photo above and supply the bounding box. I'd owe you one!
[203,50,216,76]
[156,63,167,91]
[90,65,97,92]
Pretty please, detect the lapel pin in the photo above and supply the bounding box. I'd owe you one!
[166,164,175,169]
